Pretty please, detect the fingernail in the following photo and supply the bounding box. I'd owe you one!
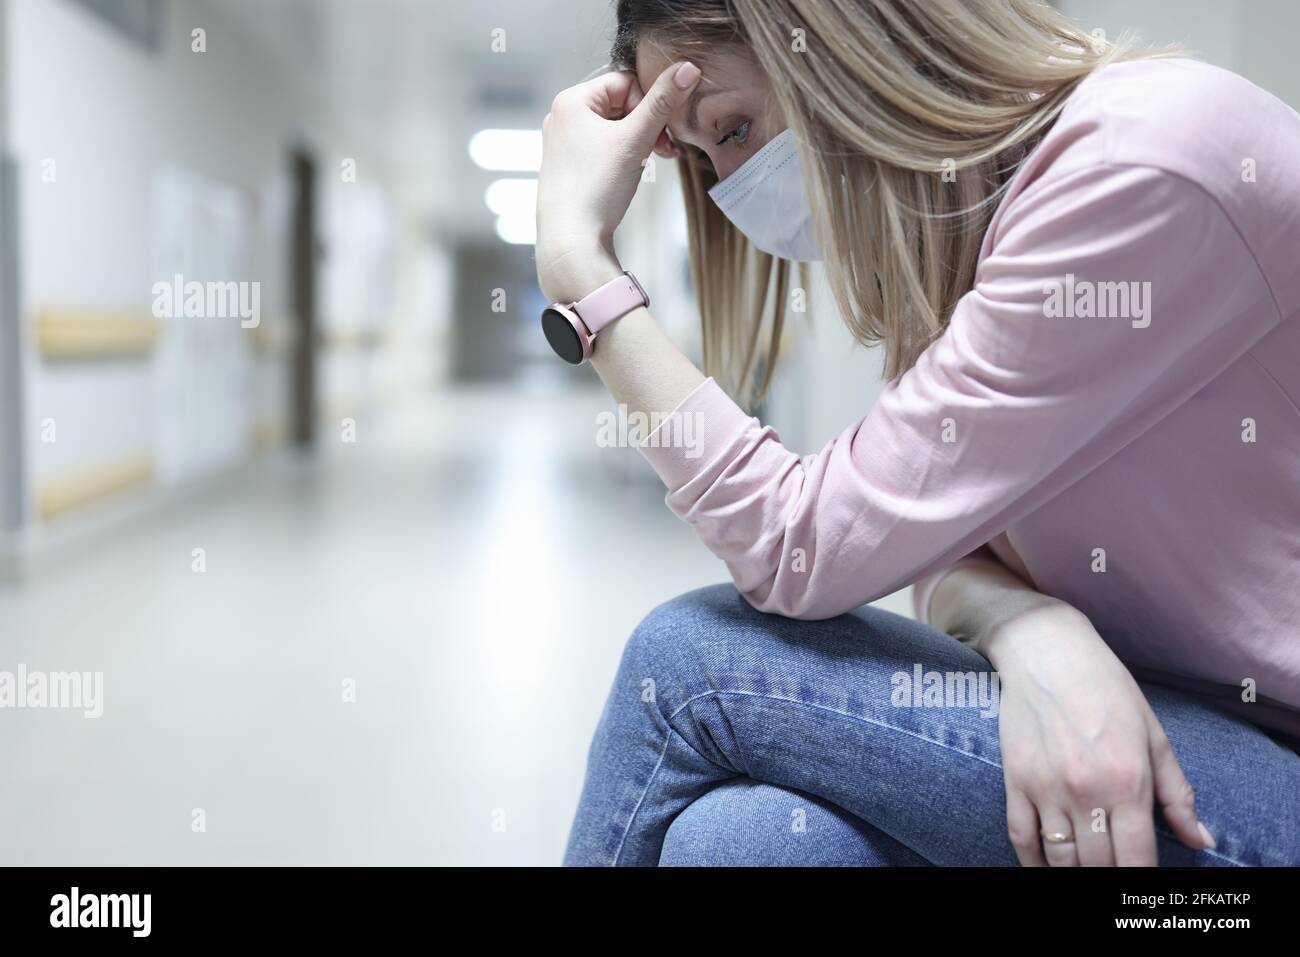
[674,62,701,89]
[1197,821,1217,849]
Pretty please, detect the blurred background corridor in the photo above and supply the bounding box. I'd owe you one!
[1,0,1297,865]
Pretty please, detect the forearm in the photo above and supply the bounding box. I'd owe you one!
[590,306,705,418]
[554,251,705,420]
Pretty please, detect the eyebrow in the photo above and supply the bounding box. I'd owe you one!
[686,85,732,134]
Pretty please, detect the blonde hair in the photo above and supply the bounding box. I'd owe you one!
[612,0,1178,407]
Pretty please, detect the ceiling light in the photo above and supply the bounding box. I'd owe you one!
[469,129,542,172]
[495,215,536,245]
[484,178,537,218]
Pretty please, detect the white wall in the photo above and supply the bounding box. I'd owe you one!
[5,0,450,536]
[0,0,20,539]
[11,0,306,512]
[1055,0,1300,108]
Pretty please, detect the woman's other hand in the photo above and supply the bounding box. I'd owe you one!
[986,601,1216,865]
[930,558,1216,866]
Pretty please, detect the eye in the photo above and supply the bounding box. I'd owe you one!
[716,120,752,148]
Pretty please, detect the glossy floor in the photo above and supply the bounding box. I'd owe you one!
[0,382,910,865]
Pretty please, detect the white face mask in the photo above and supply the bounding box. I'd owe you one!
[707,128,821,262]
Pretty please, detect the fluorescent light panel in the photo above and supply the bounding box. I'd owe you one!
[469,129,542,172]
[484,177,537,245]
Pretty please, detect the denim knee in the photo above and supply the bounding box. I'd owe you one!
[659,778,933,867]
[619,584,743,706]
[621,583,957,706]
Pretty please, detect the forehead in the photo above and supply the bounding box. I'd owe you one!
[634,37,753,90]
[633,41,759,130]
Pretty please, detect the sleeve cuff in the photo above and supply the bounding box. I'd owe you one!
[636,377,756,490]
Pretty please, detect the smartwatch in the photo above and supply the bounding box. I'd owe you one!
[541,271,649,364]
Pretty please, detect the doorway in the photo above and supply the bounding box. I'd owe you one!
[289,148,317,447]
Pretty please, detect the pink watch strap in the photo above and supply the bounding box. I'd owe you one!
[572,272,649,335]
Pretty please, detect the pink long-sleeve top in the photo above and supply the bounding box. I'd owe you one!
[637,59,1300,740]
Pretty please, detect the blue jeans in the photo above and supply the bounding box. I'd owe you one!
[565,585,1300,866]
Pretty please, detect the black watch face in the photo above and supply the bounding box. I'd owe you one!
[541,308,584,364]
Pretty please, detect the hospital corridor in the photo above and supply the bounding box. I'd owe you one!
[1,0,1298,880]
[1,379,736,864]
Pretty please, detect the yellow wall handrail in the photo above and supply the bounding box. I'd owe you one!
[35,308,160,359]
[36,454,155,521]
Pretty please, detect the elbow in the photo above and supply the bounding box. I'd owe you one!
[734,564,866,622]
[728,527,896,621]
